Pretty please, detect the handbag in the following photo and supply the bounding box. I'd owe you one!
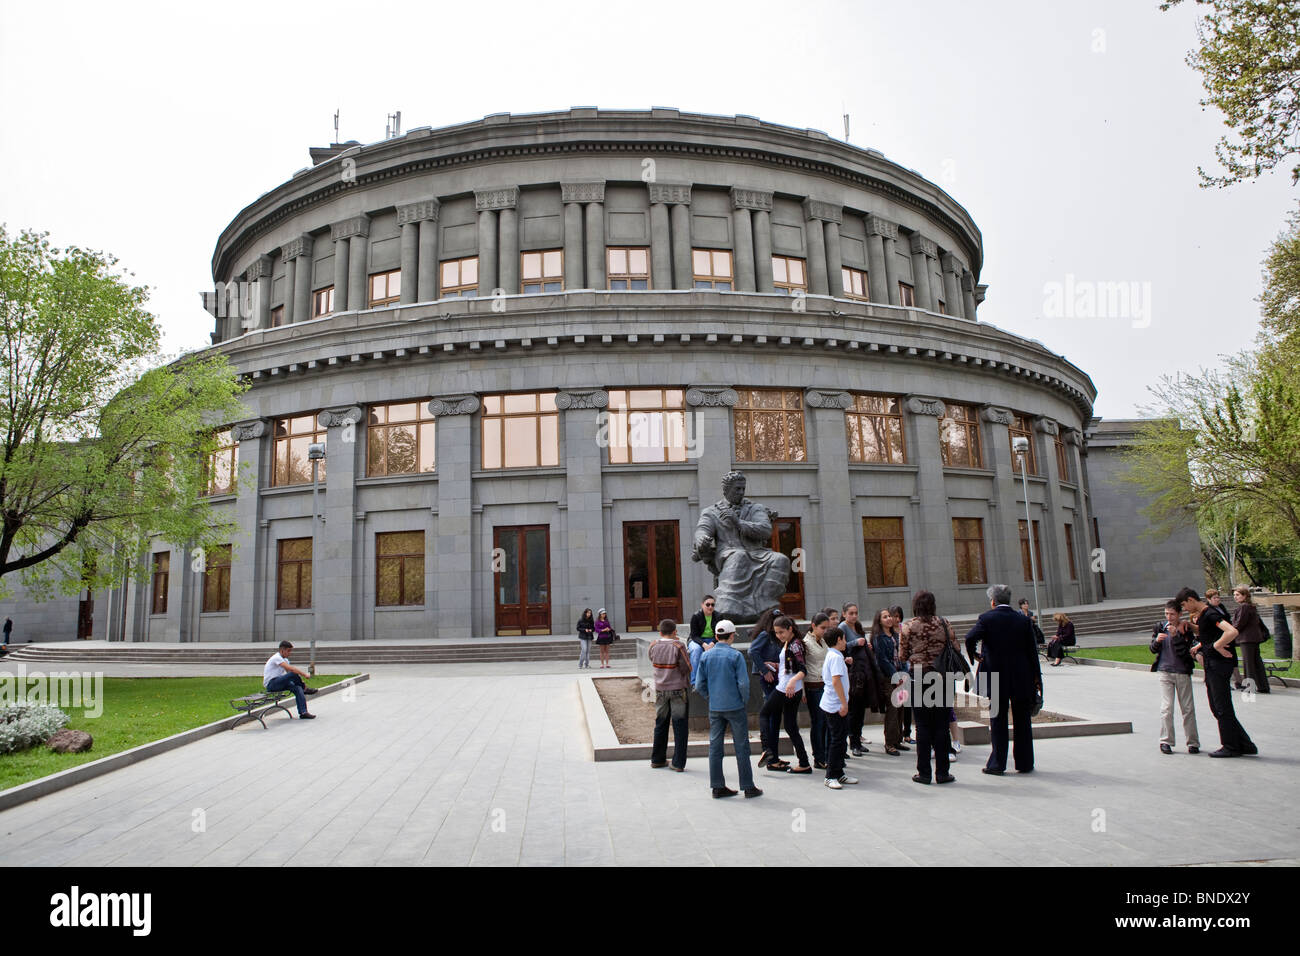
[1031,685,1044,717]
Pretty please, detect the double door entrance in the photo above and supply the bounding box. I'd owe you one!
[494,526,551,635]
[623,521,682,631]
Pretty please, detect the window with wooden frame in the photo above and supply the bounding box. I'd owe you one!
[842,267,869,301]
[939,403,983,469]
[202,544,232,613]
[936,299,947,315]
[481,393,559,469]
[1055,433,1071,481]
[1018,519,1044,582]
[440,256,478,297]
[952,518,987,585]
[312,286,335,318]
[733,388,807,462]
[369,269,401,307]
[151,551,170,615]
[1064,523,1078,580]
[898,283,915,307]
[607,248,650,290]
[277,538,312,610]
[521,250,563,293]
[367,402,435,477]
[772,255,807,294]
[271,305,285,327]
[376,531,425,607]
[692,249,732,290]
[1009,414,1038,475]
[846,393,906,464]
[202,429,238,496]
[606,389,687,463]
[272,413,327,487]
[863,517,908,589]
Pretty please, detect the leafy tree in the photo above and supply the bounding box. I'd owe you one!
[0,227,247,599]
[1161,0,1300,186]
[1260,203,1300,336]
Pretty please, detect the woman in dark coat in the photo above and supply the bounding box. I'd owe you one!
[576,608,595,669]
[841,603,888,757]
[1231,587,1270,694]
[1047,613,1075,665]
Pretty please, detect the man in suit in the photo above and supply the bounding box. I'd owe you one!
[964,584,1042,775]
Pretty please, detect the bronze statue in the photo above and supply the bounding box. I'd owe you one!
[692,471,791,622]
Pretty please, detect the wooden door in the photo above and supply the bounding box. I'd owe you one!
[623,521,683,630]
[770,517,806,619]
[494,525,551,635]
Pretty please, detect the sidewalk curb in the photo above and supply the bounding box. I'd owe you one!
[0,674,370,813]
[1074,656,1298,688]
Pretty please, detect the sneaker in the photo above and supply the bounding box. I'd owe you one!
[850,745,865,757]
[298,713,316,720]
[837,775,859,785]
[951,741,962,754]
[712,787,738,798]
[825,777,843,790]
[743,787,763,799]
[1160,744,1173,755]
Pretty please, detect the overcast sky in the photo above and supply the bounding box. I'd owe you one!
[1,0,1293,419]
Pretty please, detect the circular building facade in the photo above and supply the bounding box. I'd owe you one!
[152,107,1096,642]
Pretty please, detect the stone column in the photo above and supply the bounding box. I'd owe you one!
[331,233,350,312]
[730,187,769,293]
[283,235,313,324]
[823,221,844,297]
[585,199,606,290]
[982,405,1024,590]
[649,200,671,289]
[962,270,978,319]
[1035,417,1071,604]
[229,419,267,640]
[429,394,480,640]
[245,255,273,331]
[882,229,901,306]
[941,252,963,317]
[398,200,439,303]
[317,405,363,642]
[564,182,606,291]
[802,198,839,296]
[685,387,739,543]
[752,208,774,293]
[904,397,952,604]
[340,216,369,312]
[474,187,517,297]
[865,218,890,304]
[282,257,296,325]
[909,234,935,311]
[564,202,584,288]
[805,388,857,600]
[498,207,519,294]
[651,183,693,289]
[556,389,608,620]
[1063,427,1097,603]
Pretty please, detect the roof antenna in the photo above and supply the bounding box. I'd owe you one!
[842,107,850,142]
[385,110,402,139]
[333,109,340,145]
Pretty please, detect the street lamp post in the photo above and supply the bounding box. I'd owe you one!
[1012,436,1043,625]
[308,441,325,677]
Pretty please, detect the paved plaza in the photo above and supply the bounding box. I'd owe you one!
[0,659,1296,866]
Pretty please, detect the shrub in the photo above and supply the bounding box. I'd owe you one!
[0,703,71,754]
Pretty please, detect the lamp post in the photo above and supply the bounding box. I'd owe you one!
[308,441,325,676]
[1012,436,1042,625]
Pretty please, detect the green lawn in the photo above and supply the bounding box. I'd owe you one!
[1079,641,1299,678]
[0,674,357,792]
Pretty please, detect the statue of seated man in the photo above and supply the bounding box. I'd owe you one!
[692,471,791,623]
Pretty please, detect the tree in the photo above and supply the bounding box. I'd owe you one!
[0,227,247,599]
[1161,0,1300,187]
[1260,203,1300,336]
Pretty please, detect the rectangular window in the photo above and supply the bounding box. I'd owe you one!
[939,403,983,468]
[271,305,285,327]
[312,286,335,318]
[772,255,807,294]
[203,544,232,613]
[733,388,807,462]
[1064,523,1078,580]
[937,299,947,315]
[898,282,915,307]
[202,429,238,496]
[440,256,478,298]
[481,393,559,469]
[367,402,436,477]
[521,250,563,293]
[952,518,987,585]
[841,266,869,301]
[369,269,401,307]
[1055,433,1071,481]
[606,389,687,463]
[863,517,907,589]
[692,249,733,290]
[277,538,313,610]
[272,413,327,487]
[846,393,906,464]
[377,531,425,607]
[607,248,650,290]
[1019,519,1044,582]
[151,551,170,615]
[1010,414,1038,475]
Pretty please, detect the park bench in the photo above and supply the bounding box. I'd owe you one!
[1038,640,1081,664]
[1262,659,1291,688]
[230,690,295,729]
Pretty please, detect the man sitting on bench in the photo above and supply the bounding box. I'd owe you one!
[264,641,318,720]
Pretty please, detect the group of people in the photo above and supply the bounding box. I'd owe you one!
[647,584,1046,797]
[575,608,618,669]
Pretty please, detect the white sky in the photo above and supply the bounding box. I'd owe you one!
[1,0,1293,419]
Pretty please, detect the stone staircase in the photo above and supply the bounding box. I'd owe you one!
[946,601,1168,638]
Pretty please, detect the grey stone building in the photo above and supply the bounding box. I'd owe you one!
[4,108,1198,643]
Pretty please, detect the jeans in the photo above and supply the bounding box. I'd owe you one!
[758,679,782,755]
[825,710,847,780]
[652,688,689,769]
[578,638,591,668]
[804,683,827,763]
[265,673,307,715]
[1158,671,1199,747]
[708,709,755,790]
[759,687,809,768]
[1205,667,1254,753]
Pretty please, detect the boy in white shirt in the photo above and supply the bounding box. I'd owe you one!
[820,628,857,789]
